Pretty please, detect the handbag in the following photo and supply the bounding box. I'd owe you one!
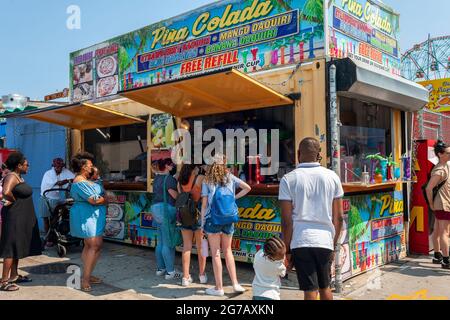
[162,175,182,248]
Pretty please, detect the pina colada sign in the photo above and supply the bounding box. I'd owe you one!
[341,0,393,35]
[380,194,403,217]
[151,0,274,49]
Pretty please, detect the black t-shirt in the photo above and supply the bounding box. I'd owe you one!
[153,174,177,206]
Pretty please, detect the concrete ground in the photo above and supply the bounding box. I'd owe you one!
[0,242,449,300]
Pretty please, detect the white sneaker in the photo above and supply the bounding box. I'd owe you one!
[181,276,193,287]
[199,274,208,284]
[205,287,225,297]
[155,269,166,276]
[165,270,182,280]
[233,284,246,293]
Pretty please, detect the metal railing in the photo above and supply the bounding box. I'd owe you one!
[414,109,450,142]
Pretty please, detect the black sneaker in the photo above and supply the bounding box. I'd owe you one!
[442,262,450,269]
[433,257,443,264]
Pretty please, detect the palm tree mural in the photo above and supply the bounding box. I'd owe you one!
[123,192,153,240]
[272,0,294,11]
[303,0,324,24]
[302,0,324,58]
[117,25,158,88]
[348,195,383,251]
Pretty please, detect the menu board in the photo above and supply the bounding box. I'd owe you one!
[104,191,127,240]
[71,43,120,103]
[95,45,119,99]
[72,52,94,102]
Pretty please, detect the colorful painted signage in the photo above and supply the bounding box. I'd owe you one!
[103,189,406,271]
[371,215,403,242]
[137,10,299,74]
[70,0,326,103]
[328,0,401,76]
[103,191,280,262]
[419,78,450,112]
[345,191,406,277]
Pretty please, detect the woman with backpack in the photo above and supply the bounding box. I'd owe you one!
[177,164,207,286]
[151,158,182,280]
[426,140,450,269]
[200,155,251,296]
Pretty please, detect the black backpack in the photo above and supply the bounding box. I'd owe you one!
[175,175,199,228]
[421,165,449,234]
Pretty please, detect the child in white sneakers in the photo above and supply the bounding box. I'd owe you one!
[252,236,287,300]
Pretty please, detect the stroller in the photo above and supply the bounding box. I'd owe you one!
[42,187,82,257]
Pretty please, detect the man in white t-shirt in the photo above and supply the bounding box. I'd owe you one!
[279,137,344,300]
[40,158,74,246]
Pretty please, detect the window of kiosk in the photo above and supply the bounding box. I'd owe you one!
[184,105,295,185]
[339,97,392,183]
[84,122,148,190]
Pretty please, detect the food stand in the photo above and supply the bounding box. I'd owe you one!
[67,0,327,263]
[3,0,428,281]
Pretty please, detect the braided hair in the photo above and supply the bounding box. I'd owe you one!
[263,236,286,261]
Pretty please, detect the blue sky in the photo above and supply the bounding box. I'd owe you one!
[0,0,448,100]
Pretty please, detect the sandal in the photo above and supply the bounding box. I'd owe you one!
[0,282,19,292]
[81,280,92,292]
[10,275,32,284]
[81,284,92,292]
[90,276,102,285]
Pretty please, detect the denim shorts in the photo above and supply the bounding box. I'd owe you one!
[203,218,234,235]
[180,220,201,232]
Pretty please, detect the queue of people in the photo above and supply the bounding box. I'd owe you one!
[6,137,444,299]
[150,155,251,296]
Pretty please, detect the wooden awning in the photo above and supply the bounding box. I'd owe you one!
[119,69,293,118]
[1,102,145,130]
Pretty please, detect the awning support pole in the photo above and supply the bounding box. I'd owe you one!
[330,64,340,175]
[330,64,343,294]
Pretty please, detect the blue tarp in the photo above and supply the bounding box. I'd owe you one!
[6,118,68,231]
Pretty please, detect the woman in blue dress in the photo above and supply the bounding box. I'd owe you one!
[69,152,106,292]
